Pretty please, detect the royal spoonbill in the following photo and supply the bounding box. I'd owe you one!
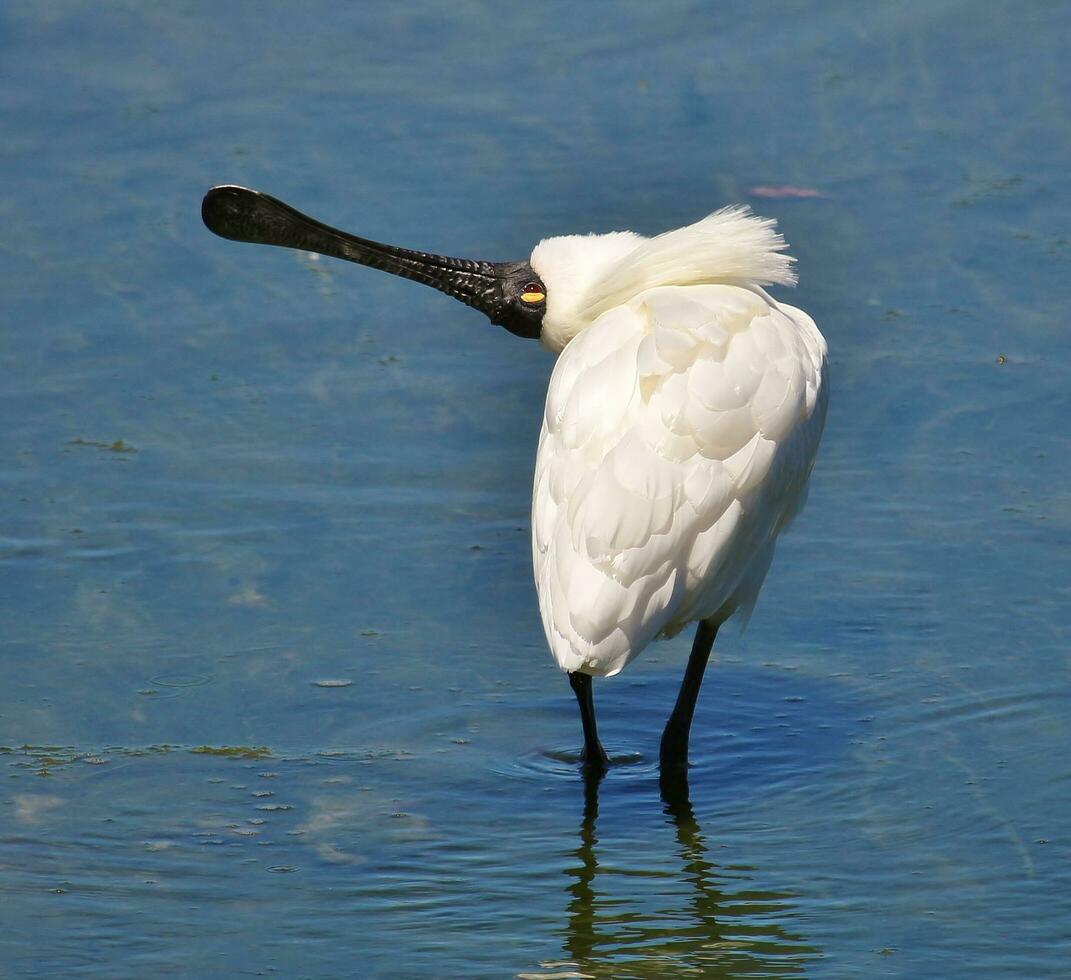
[202,186,828,771]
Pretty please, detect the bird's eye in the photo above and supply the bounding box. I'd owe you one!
[520,282,546,305]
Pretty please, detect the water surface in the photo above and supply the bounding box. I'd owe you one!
[2,2,1070,977]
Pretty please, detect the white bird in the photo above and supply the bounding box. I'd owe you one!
[203,186,828,771]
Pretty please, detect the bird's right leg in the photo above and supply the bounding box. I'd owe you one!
[660,619,719,769]
[569,671,609,769]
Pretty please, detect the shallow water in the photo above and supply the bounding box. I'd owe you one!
[2,1,1070,977]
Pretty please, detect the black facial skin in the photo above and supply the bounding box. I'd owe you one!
[202,186,545,340]
[492,262,546,339]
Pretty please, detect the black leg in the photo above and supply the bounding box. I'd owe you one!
[569,671,608,768]
[660,619,719,769]
[659,757,693,827]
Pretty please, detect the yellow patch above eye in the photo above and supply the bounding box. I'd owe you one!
[521,291,545,303]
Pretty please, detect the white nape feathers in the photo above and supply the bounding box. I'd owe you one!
[530,207,797,353]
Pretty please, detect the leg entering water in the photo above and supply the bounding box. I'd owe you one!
[660,619,719,769]
[569,671,609,769]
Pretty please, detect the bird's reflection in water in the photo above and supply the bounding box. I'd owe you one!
[561,766,818,978]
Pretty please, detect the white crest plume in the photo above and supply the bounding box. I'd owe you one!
[579,206,796,322]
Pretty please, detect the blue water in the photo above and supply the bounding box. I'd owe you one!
[2,1,1070,976]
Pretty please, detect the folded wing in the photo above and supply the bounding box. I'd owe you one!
[532,284,827,676]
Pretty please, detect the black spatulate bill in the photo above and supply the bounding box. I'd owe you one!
[202,185,544,339]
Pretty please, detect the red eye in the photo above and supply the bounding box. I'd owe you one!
[520,283,546,304]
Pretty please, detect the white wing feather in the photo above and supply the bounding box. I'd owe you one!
[532,284,827,676]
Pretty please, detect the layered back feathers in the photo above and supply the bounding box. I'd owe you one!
[532,207,797,352]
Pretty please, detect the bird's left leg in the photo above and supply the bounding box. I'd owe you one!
[660,619,719,768]
[569,671,609,769]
